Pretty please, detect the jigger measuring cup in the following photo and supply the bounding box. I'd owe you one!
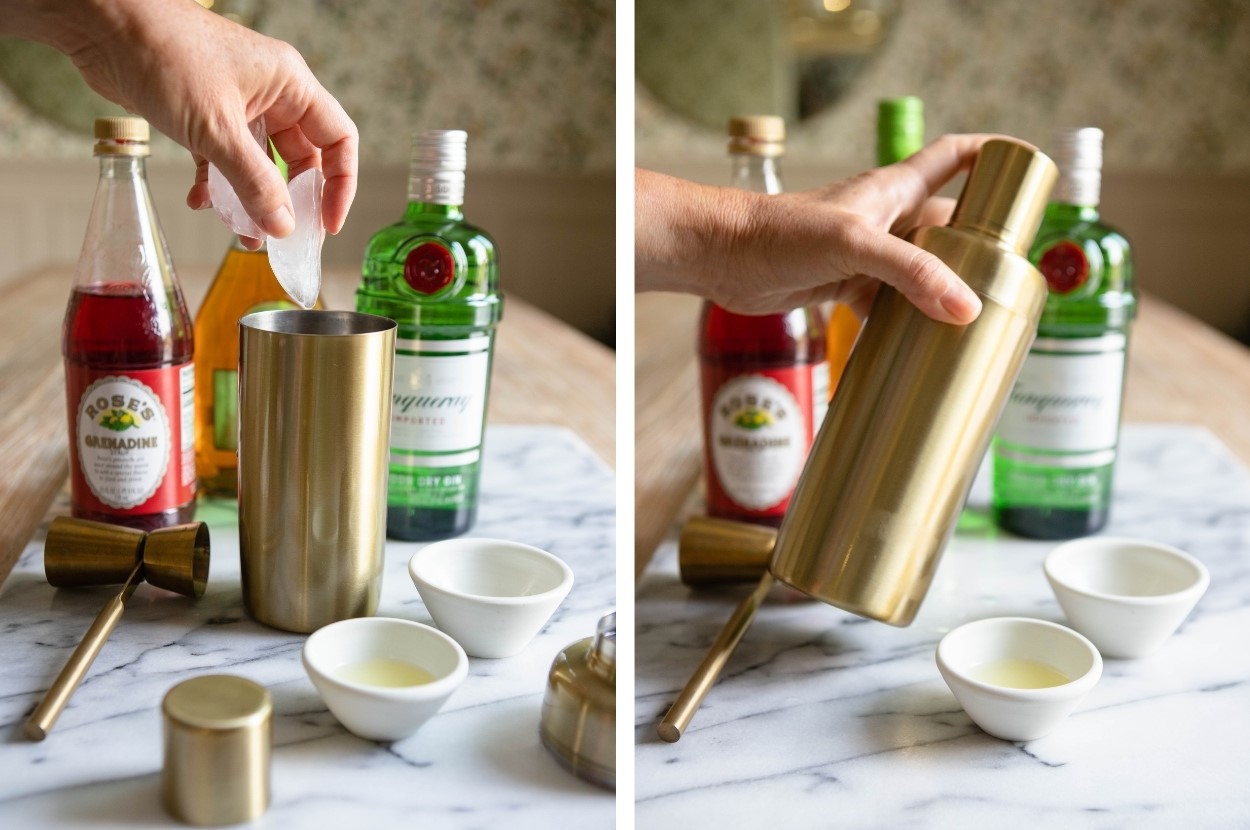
[26,517,210,741]
[238,310,395,633]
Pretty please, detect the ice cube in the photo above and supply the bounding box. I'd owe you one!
[266,168,324,309]
[208,163,264,238]
[207,117,267,239]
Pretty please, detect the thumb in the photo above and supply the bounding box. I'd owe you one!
[849,231,982,325]
[203,121,294,238]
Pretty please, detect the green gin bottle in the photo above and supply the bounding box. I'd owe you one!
[992,127,1135,539]
[357,130,503,540]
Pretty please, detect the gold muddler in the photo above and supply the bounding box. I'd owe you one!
[658,573,774,742]
[25,562,143,741]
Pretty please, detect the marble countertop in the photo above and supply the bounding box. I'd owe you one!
[636,424,1250,829]
[1,426,616,829]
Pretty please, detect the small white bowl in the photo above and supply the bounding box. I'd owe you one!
[302,617,468,741]
[936,617,1102,742]
[408,538,574,659]
[1045,537,1209,659]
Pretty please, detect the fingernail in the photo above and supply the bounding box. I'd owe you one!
[261,205,294,237]
[191,197,211,210]
[940,288,982,324]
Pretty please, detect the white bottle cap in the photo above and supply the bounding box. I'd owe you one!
[1050,127,1103,207]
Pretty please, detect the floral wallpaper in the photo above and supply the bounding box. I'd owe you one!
[637,0,1250,174]
[0,0,615,173]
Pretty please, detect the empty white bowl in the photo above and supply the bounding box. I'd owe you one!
[302,617,468,741]
[408,538,574,658]
[936,617,1102,742]
[1045,537,1209,659]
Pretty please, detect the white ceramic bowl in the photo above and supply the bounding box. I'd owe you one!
[302,617,468,742]
[936,617,1102,742]
[1045,537,1209,659]
[408,538,574,658]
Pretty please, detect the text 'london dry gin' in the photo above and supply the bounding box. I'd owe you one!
[992,127,1136,539]
[357,130,502,541]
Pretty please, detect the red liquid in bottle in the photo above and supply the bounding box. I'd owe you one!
[64,281,196,530]
[699,303,827,526]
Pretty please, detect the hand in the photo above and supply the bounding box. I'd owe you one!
[637,134,1005,324]
[13,0,358,240]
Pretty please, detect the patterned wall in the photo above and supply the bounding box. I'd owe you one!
[0,0,616,173]
[637,0,1250,174]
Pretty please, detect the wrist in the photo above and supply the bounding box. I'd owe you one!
[635,169,762,297]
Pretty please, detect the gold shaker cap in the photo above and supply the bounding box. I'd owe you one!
[94,116,151,157]
[727,115,785,157]
[540,611,616,789]
[162,675,272,826]
[949,138,1058,254]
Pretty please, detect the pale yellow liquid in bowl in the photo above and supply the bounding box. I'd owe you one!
[970,658,1071,689]
[336,658,437,688]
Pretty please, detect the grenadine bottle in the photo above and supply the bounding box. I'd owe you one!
[698,116,828,528]
[63,117,196,530]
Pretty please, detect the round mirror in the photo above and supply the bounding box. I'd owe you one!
[637,0,897,130]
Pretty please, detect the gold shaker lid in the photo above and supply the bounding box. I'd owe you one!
[94,116,151,157]
[949,138,1058,254]
[728,115,785,157]
[540,611,616,789]
[162,675,272,826]
[679,516,777,586]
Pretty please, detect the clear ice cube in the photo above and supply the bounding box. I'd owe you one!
[266,168,324,310]
[207,117,267,239]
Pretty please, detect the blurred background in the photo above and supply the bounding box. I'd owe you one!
[637,0,1250,343]
[0,0,616,344]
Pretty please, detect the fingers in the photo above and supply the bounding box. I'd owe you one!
[186,158,211,210]
[864,134,1005,226]
[204,118,295,237]
[842,228,982,325]
[286,87,358,235]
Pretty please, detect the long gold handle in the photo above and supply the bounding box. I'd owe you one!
[658,573,773,742]
[25,566,141,741]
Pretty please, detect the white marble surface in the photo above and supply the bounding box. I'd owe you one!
[636,425,1250,829]
[0,426,615,829]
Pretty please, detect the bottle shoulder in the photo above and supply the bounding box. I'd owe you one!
[1029,216,1135,333]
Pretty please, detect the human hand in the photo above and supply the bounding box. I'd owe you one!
[63,0,358,242]
[637,134,1004,324]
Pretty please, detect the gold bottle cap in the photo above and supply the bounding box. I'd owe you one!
[94,116,151,157]
[679,516,777,586]
[539,611,615,789]
[727,115,785,157]
[949,138,1058,254]
[162,675,272,826]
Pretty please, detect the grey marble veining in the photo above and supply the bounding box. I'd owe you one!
[636,425,1250,829]
[0,426,615,829]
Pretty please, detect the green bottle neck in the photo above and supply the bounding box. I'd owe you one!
[1045,201,1101,224]
[404,201,464,222]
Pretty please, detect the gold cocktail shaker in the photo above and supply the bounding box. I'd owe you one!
[770,139,1058,626]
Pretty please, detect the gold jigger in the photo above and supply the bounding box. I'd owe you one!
[25,519,211,741]
[678,516,776,587]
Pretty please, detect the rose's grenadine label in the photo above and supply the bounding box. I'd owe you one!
[1039,241,1090,294]
[67,364,195,515]
[404,242,455,295]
